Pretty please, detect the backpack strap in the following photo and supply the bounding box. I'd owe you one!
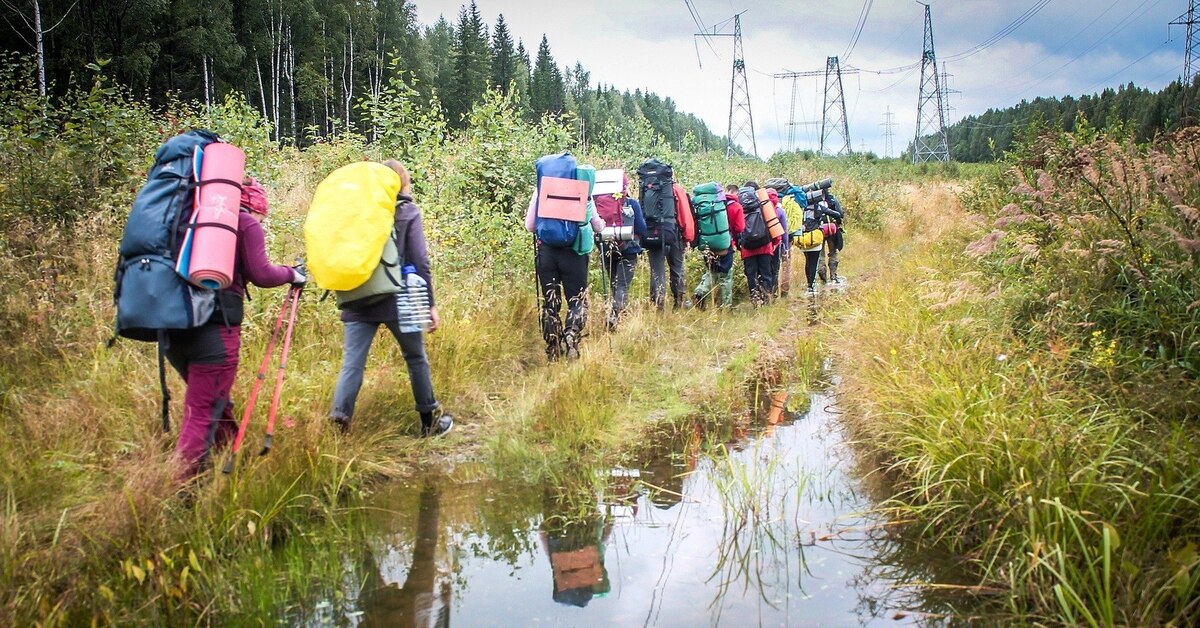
[157,331,171,433]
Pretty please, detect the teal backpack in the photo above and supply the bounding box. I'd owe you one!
[573,165,597,255]
[691,181,730,251]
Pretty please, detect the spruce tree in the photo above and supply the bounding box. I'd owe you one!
[490,13,516,93]
[529,35,564,118]
[446,1,489,126]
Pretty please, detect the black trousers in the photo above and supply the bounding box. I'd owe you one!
[742,253,776,305]
[536,244,589,354]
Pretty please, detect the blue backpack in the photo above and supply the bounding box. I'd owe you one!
[534,152,586,247]
[112,129,221,431]
[114,130,221,342]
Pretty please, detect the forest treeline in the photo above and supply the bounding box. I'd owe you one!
[941,77,1199,162]
[0,0,727,151]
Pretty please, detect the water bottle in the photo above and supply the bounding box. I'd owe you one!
[397,264,431,333]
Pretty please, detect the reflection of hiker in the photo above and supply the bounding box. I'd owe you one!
[596,174,646,329]
[817,192,845,283]
[329,160,453,437]
[693,184,745,309]
[360,481,451,628]
[540,506,612,607]
[164,177,304,481]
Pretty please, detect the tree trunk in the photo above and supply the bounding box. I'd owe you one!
[33,0,44,97]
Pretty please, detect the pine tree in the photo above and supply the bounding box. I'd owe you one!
[445,0,489,126]
[529,35,564,118]
[489,13,515,93]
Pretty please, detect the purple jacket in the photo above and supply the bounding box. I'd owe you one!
[231,211,295,295]
[342,193,435,323]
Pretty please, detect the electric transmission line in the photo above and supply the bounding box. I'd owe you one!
[913,2,949,163]
[695,11,758,158]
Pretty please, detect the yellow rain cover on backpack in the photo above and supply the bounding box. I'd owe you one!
[304,162,401,291]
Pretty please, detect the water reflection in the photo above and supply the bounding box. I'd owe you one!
[357,481,452,627]
[540,492,612,607]
[337,389,975,626]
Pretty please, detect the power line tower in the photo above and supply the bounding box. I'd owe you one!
[1171,1,1200,86]
[822,56,852,156]
[695,12,757,158]
[913,2,949,163]
[939,62,960,123]
[881,106,897,158]
[776,61,859,155]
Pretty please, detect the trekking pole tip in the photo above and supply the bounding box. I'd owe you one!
[222,455,236,475]
[258,434,273,456]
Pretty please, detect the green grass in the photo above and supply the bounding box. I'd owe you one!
[831,187,1200,625]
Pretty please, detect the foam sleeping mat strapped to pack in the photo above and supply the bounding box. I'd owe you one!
[187,142,245,290]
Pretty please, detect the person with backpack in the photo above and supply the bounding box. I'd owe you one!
[328,160,453,438]
[637,159,694,311]
[595,173,646,329]
[766,178,800,297]
[794,195,842,294]
[693,184,745,309]
[737,181,781,307]
[525,154,606,360]
[817,191,846,283]
[162,176,305,481]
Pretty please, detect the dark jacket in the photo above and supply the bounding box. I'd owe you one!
[341,193,435,323]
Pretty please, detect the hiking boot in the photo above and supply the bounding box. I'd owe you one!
[693,293,707,310]
[329,414,351,434]
[807,284,817,296]
[422,413,453,438]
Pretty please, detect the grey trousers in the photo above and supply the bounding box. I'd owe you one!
[647,229,685,309]
[331,320,439,420]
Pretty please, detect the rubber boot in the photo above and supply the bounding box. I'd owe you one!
[717,272,733,308]
[693,271,714,310]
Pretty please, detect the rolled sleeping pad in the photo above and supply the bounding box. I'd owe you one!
[187,142,245,290]
[800,177,833,192]
[806,189,825,202]
[600,225,635,242]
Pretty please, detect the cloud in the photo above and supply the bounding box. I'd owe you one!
[414,0,1188,158]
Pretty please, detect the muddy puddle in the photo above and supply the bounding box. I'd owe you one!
[308,383,975,627]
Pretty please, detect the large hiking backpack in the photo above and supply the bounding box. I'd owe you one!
[757,188,785,240]
[692,182,730,251]
[592,168,625,227]
[573,164,597,255]
[305,162,402,292]
[114,129,223,342]
[534,152,589,247]
[637,159,674,224]
[738,187,771,250]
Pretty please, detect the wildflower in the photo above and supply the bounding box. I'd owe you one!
[997,354,1008,362]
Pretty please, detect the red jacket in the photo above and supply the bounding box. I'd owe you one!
[672,183,696,243]
[724,195,745,254]
[739,198,782,259]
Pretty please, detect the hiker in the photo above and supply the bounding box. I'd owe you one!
[738,181,781,306]
[693,184,745,309]
[763,186,790,299]
[595,173,646,329]
[526,155,606,360]
[163,176,304,481]
[637,159,695,311]
[328,160,453,437]
[540,494,613,607]
[766,178,798,297]
[796,196,841,294]
[817,191,846,283]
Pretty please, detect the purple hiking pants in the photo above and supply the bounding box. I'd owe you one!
[163,324,241,480]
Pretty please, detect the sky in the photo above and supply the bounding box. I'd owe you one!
[412,0,1188,158]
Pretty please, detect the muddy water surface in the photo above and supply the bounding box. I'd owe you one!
[316,385,971,627]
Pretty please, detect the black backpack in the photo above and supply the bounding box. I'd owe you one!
[738,187,771,249]
[637,159,675,224]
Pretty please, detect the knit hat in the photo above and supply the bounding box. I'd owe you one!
[241,176,268,216]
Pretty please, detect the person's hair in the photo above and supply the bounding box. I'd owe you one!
[743,180,760,190]
[724,183,739,193]
[382,159,406,176]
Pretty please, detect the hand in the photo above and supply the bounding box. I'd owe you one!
[290,264,307,286]
[428,306,440,333]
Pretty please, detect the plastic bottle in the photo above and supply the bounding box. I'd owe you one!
[397,263,431,333]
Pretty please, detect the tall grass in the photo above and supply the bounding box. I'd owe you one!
[834,173,1200,624]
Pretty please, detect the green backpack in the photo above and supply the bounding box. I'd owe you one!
[692,181,731,251]
[573,165,597,255]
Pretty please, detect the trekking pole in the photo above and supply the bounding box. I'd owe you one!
[260,284,302,456]
[222,287,292,474]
